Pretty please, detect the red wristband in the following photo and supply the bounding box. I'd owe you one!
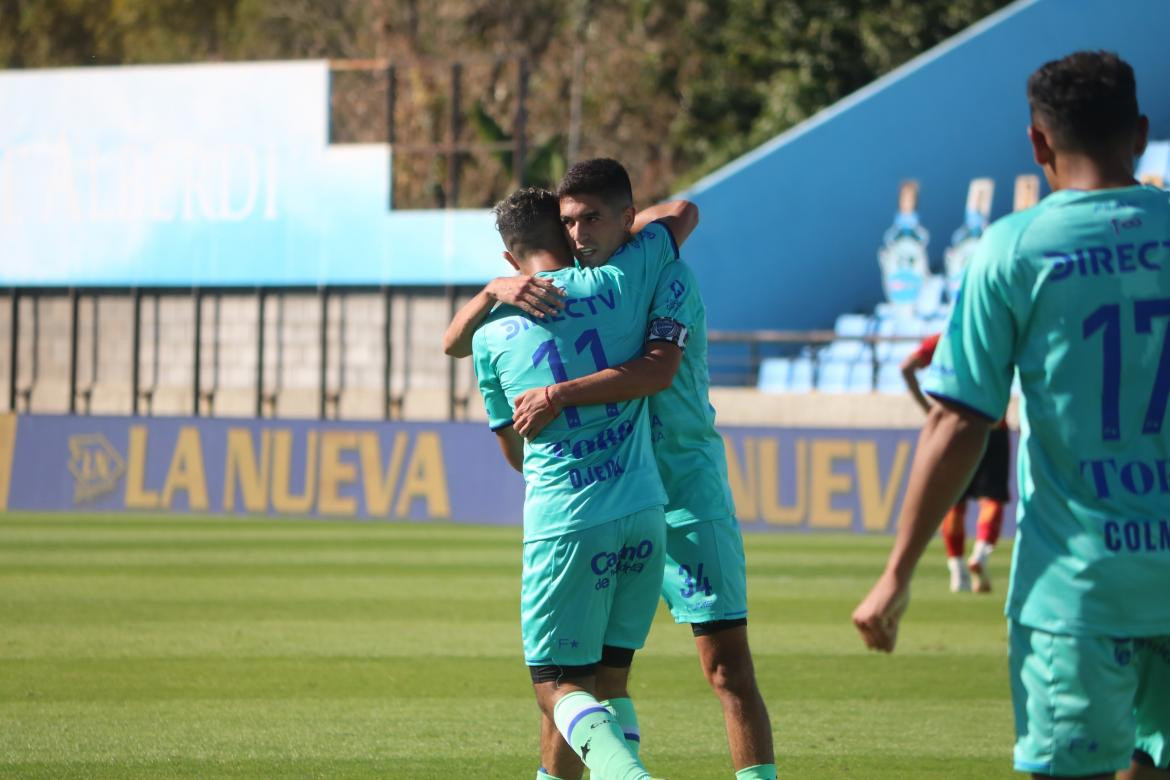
[544,385,556,410]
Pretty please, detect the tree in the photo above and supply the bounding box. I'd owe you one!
[0,0,1010,204]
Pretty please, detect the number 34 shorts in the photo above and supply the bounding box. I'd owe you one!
[660,516,749,626]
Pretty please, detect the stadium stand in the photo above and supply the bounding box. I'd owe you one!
[756,140,1170,396]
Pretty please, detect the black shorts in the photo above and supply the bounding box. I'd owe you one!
[963,427,1011,502]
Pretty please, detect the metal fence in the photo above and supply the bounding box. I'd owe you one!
[707,330,924,388]
[1,286,922,420]
[1,285,482,421]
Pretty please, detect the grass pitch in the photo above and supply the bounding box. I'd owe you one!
[0,513,1015,779]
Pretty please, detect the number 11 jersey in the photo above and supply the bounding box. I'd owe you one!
[924,184,1170,637]
[472,249,671,543]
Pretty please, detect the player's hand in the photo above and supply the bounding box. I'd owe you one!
[487,276,566,319]
[852,572,911,653]
[513,387,559,439]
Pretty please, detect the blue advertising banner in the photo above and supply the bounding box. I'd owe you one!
[0,61,502,286]
[0,414,1018,535]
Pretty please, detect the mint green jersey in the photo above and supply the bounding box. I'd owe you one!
[604,221,735,526]
[472,251,672,542]
[923,184,1170,636]
[643,258,735,527]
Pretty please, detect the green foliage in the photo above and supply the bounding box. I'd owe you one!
[668,0,1012,188]
[469,100,566,189]
[0,0,1010,202]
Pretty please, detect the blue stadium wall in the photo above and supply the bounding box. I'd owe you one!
[681,0,1170,330]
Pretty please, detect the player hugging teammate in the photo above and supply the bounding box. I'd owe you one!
[450,161,775,780]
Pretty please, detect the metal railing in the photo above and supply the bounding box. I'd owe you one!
[2,284,482,420]
[708,329,925,388]
[2,286,925,420]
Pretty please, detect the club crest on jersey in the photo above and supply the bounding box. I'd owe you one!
[647,317,688,349]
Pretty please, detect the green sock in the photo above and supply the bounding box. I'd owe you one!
[735,764,778,780]
[552,690,649,780]
[601,697,641,755]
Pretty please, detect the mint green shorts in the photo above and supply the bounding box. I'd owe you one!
[1009,621,1170,775]
[660,517,748,625]
[520,507,666,668]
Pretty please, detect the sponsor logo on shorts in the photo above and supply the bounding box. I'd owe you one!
[589,539,654,589]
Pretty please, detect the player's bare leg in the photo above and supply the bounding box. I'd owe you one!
[539,659,643,779]
[694,625,775,774]
[1118,751,1170,779]
[941,502,971,592]
[532,676,652,780]
[595,662,642,754]
[539,712,583,779]
[967,498,1003,593]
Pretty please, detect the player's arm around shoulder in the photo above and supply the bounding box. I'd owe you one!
[442,276,566,358]
[632,200,700,250]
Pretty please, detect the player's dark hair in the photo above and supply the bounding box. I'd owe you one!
[557,158,634,210]
[492,187,566,259]
[1027,50,1139,153]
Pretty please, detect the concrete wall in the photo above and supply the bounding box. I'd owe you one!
[4,286,1021,429]
[1,290,478,422]
[682,0,1170,331]
[8,289,1010,427]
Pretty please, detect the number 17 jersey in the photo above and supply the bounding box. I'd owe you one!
[923,184,1170,637]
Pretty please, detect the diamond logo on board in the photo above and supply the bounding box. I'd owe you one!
[67,434,126,504]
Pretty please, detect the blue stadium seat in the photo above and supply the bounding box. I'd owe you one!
[892,316,928,339]
[834,313,871,337]
[846,362,875,393]
[875,317,925,363]
[822,314,872,362]
[884,339,919,365]
[788,357,815,392]
[876,362,908,394]
[822,339,870,362]
[757,358,791,393]
[816,361,850,393]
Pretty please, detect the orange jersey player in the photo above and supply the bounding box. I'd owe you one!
[902,332,1011,592]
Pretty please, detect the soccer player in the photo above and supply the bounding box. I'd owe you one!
[472,187,682,780]
[511,159,776,780]
[853,51,1170,780]
[901,331,1010,593]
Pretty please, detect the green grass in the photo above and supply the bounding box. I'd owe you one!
[0,513,1016,779]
